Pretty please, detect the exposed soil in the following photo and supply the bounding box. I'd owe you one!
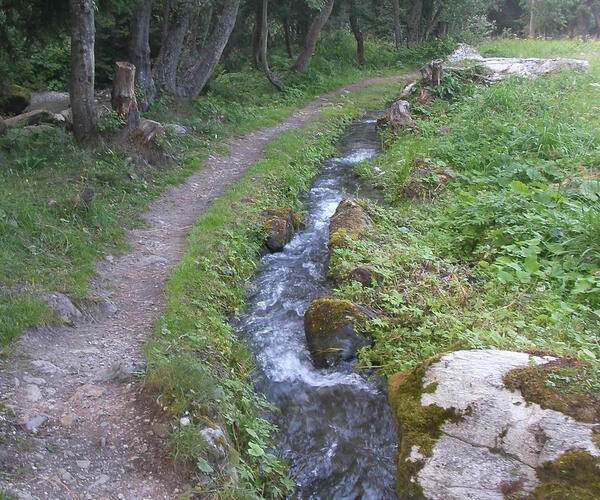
[0,73,414,499]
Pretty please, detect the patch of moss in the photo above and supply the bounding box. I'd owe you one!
[304,297,367,336]
[328,199,371,249]
[388,357,458,498]
[529,450,600,499]
[504,359,599,423]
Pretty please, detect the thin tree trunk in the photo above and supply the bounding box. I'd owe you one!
[283,17,293,58]
[69,0,99,145]
[176,0,240,97]
[529,0,536,39]
[407,0,422,46]
[129,0,155,111]
[251,1,262,69]
[392,0,402,49]
[288,0,334,74]
[260,0,285,91]
[424,6,441,41]
[348,2,365,66]
[153,0,193,93]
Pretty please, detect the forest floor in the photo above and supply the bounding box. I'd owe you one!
[0,72,415,500]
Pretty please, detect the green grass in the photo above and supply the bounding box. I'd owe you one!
[0,31,413,346]
[143,80,402,497]
[330,40,600,383]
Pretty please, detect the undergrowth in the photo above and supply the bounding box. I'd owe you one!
[144,82,401,497]
[333,41,600,386]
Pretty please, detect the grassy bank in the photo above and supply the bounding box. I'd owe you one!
[333,39,600,379]
[143,80,402,497]
[0,31,421,347]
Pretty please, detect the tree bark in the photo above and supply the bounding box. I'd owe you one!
[348,1,365,66]
[424,6,441,41]
[260,0,285,91]
[392,0,402,49]
[288,0,335,74]
[529,0,536,39]
[129,0,155,111]
[112,61,141,133]
[407,0,423,46]
[180,6,214,72]
[69,0,99,145]
[251,1,262,69]
[283,17,293,58]
[153,0,193,93]
[176,0,241,97]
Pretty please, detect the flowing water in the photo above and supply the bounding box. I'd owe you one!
[236,114,397,499]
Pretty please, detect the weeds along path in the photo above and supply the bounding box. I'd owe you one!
[0,73,414,499]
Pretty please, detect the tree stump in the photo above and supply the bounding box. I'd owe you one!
[111,61,140,133]
[431,59,444,87]
[420,59,444,87]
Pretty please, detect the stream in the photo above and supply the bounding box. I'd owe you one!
[236,113,398,499]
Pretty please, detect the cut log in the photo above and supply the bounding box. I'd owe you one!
[5,109,66,128]
[131,119,163,145]
[111,61,140,133]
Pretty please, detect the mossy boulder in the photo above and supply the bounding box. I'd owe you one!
[328,199,371,249]
[388,350,600,499]
[0,84,31,115]
[303,297,373,368]
[263,206,294,253]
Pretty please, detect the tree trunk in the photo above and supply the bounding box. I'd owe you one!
[431,59,443,87]
[283,18,293,58]
[407,0,423,46]
[176,0,240,97]
[0,118,6,136]
[529,0,536,39]
[251,1,262,69]
[392,0,402,49]
[288,0,335,74]
[348,1,365,66]
[69,0,99,145]
[260,0,285,91]
[424,6,441,41]
[180,7,214,72]
[153,0,193,93]
[112,61,141,133]
[129,0,155,111]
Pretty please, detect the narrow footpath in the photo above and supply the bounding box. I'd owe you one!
[0,73,413,499]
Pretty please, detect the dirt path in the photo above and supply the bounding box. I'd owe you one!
[0,73,414,499]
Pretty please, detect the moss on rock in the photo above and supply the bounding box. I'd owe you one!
[529,450,600,499]
[304,297,371,367]
[328,199,371,249]
[504,358,599,424]
[387,357,458,498]
[0,84,31,115]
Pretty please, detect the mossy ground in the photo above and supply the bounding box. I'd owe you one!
[504,359,600,423]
